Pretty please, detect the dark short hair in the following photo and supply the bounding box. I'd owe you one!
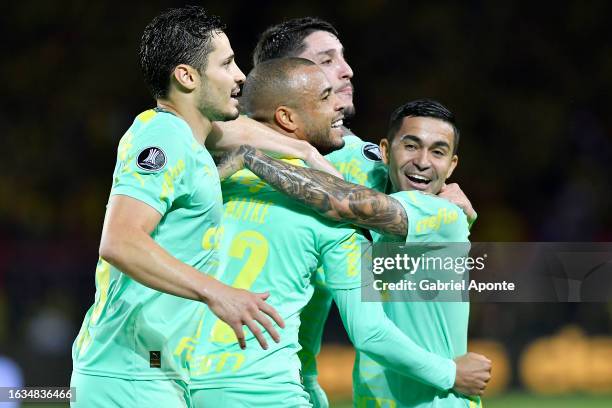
[387,99,460,154]
[241,57,317,121]
[139,6,225,99]
[253,17,339,66]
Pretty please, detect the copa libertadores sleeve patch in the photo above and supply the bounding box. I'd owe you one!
[362,143,382,162]
[136,146,167,171]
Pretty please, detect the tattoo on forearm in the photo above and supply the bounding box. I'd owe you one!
[242,146,407,239]
[214,150,243,181]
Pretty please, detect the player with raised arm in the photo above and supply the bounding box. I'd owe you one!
[252,17,388,190]
[250,19,390,404]
[193,59,489,407]
[225,99,488,407]
[70,7,284,407]
[207,17,388,187]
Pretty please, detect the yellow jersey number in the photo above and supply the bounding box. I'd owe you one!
[209,230,269,343]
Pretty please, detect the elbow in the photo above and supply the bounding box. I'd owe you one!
[99,238,121,265]
[326,202,352,222]
[98,228,128,266]
[323,209,344,222]
[351,323,385,352]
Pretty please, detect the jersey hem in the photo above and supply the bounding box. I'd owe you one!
[73,367,188,382]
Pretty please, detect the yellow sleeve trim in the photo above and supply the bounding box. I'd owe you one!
[136,109,157,123]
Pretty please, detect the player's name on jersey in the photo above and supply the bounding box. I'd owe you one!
[223,197,272,224]
[373,278,516,293]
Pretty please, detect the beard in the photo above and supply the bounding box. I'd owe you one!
[342,104,356,120]
[199,98,240,122]
[303,122,346,155]
[197,77,240,122]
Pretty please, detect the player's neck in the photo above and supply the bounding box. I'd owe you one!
[262,121,299,141]
[156,100,212,146]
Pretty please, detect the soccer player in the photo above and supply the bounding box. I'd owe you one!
[190,59,490,407]
[251,18,479,406]
[228,99,489,407]
[208,17,387,189]
[251,19,390,404]
[70,7,285,407]
[252,17,388,190]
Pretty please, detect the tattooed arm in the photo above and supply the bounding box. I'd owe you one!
[214,150,246,181]
[233,145,408,240]
[208,115,341,177]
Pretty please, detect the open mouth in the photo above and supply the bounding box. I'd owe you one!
[331,118,344,129]
[230,87,241,98]
[406,174,431,186]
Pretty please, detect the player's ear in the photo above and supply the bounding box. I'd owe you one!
[380,138,391,165]
[274,106,298,133]
[445,155,458,179]
[171,64,198,92]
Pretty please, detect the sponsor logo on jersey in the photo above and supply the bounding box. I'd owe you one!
[150,351,161,368]
[362,143,382,162]
[137,146,167,171]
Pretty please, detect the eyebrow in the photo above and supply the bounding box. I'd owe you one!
[222,53,235,64]
[399,134,451,150]
[399,134,422,144]
[314,48,345,57]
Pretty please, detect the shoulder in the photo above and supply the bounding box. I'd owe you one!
[391,191,464,215]
[130,110,195,158]
[133,110,192,144]
[391,191,469,240]
[328,134,383,162]
[115,110,197,178]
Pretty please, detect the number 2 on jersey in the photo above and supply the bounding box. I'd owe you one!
[209,230,269,343]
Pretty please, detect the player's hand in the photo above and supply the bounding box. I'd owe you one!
[438,183,477,225]
[205,281,285,350]
[453,352,492,396]
[300,141,342,178]
[214,146,248,181]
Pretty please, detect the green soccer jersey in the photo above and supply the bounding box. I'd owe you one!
[189,160,366,394]
[72,109,223,382]
[299,133,388,379]
[325,133,389,191]
[355,190,478,408]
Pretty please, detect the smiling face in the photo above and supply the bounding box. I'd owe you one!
[289,65,346,154]
[381,116,458,194]
[297,31,355,118]
[196,32,246,121]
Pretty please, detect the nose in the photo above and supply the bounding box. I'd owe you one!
[333,93,347,113]
[235,65,246,85]
[413,150,431,171]
[338,56,353,80]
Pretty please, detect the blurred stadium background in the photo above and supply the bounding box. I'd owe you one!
[2,1,611,407]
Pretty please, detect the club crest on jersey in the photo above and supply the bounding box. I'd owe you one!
[362,143,382,162]
[136,146,167,171]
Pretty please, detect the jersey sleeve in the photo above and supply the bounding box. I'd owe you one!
[110,123,190,216]
[332,286,456,391]
[324,134,388,191]
[317,226,369,290]
[384,191,470,242]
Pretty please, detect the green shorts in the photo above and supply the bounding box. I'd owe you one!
[190,383,311,408]
[70,371,191,408]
